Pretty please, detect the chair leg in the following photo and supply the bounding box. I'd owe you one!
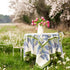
[13,47,14,56]
[20,48,22,57]
[23,48,24,60]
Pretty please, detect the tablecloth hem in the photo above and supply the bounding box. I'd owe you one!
[35,60,50,69]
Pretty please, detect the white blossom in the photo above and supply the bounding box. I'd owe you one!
[66,66,70,69]
[54,56,57,59]
[61,55,64,59]
[63,53,66,56]
[63,61,66,65]
[51,58,53,60]
[51,65,53,68]
[57,60,61,63]
[3,68,6,70]
[61,53,66,59]
[47,66,49,70]
[55,66,58,69]
[0,67,1,69]
[66,57,70,62]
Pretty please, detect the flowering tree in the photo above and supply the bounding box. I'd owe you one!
[9,0,38,22]
[45,0,70,29]
[9,0,70,29]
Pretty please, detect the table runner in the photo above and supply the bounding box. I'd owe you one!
[24,33,63,69]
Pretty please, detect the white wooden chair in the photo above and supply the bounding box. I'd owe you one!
[0,31,24,57]
[9,31,24,57]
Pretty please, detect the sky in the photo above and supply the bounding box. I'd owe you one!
[0,0,14,15]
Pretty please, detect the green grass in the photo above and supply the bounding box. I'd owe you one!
[0,51,42,70]
[0,25,70,70]
[0,26,16,33]
[0,37,70,70]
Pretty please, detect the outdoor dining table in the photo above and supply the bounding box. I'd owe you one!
[23,33,63,69]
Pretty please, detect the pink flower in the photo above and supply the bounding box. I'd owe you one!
[47,23,50,27]
[43,22,46,26]
[36,18,38,20]
[41,17,45,21]
[31,23,34,25]
[47,20,50,24]
[34,23,36,25]
[41,17,44,19]
[34,20,37,22]
[34,18,38,22]
[41,21,43,24]
[32,20,34,23]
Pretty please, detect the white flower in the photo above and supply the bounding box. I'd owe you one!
[63,61,66,65]
[57,60,61,63]
[54,56,57,59]
[61,52,66,59]
[47,66,49,70]
[61,54,64,59]
[66,57,70,62]
[3,68,6,70]
[3,65,6,67]
[66,66,70,69]
[63,53,66,56]
[51,65,53,67]
[55,66,58,69]
[51,58,53,60]
[0,67,1,69]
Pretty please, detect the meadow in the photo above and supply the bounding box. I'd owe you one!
[0,24,70,70]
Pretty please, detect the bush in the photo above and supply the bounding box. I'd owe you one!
[23,15,31,24]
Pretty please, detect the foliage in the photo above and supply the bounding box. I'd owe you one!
[22,15,31,24]
[60,0,70,29]
[0,14,11,23]
[50,10,64,28]
[34,0,51,19]
[54,10,63,23]
[0,44,13,53]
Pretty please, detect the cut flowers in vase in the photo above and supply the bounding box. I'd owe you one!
[31,17,50,28]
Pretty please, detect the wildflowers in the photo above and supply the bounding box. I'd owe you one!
[3,68,6,70]
[66,57,70,62]
[66,66,70,69]
[63,61,66,65]
[0,67,1,69]
[43,51,70,70]
[57,60,61,64]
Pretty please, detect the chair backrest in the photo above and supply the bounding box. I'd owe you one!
[0,31,24,47]
[9,31,24,47]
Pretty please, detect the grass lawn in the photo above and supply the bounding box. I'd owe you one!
[0,24,70,70]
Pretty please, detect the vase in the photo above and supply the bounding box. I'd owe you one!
[37,24,43,34]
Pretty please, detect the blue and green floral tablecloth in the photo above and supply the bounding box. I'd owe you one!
[24,33,63,69]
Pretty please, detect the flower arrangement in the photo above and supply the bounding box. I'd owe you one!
[31,17,50,28]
